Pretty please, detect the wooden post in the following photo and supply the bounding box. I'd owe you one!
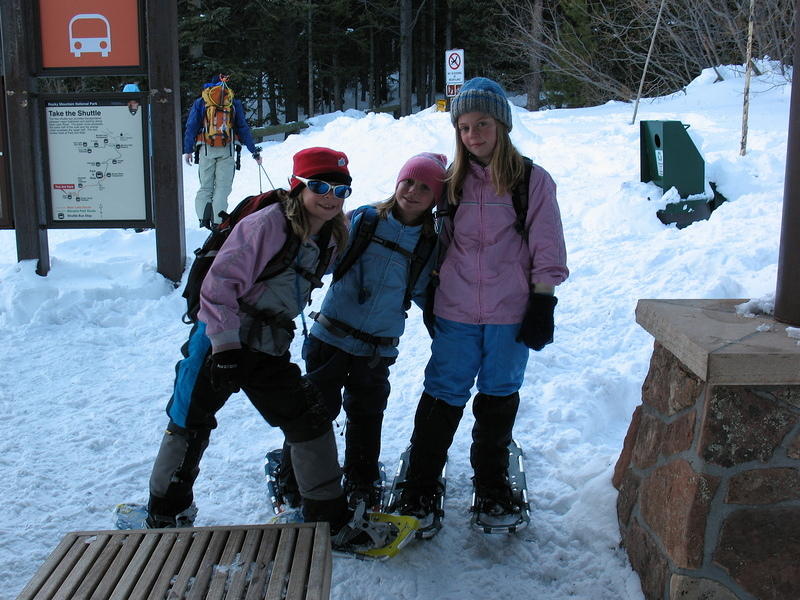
[774,0,800,325]
[146,0,185,283]
[0,0,50,275]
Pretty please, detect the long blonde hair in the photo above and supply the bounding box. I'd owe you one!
[446,119,525,206]
[282,188,349,254]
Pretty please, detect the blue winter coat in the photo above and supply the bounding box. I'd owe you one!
[309,206,437,358]
[182,83,258,154]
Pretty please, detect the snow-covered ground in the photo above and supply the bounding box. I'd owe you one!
[0,62,791,599]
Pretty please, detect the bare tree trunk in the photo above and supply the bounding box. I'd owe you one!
[429,0,437,105]
[445,0,452,50]
[526,0,543,111]
[333,53,343,111]
[740,0,756,156]
[307,1,314,118]
[369,21,376,107]
[400,0,413,116]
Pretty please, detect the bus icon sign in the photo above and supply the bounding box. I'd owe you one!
[69,14,111,58]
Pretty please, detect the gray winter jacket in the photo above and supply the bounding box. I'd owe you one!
[198,202,328,355]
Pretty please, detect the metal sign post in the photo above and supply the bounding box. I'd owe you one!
[445,49,464,98]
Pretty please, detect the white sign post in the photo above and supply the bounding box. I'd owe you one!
[445,48,464,97]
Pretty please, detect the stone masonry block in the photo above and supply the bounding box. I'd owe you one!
[699,386,797,467]
[640,460,719,569]
[613,405,641,489]
[789,432,800,460]
[625,518,670,600]
[616,469,641,529]
[632,411,664,470]
[726,468,800,505]
[714,507,800,600]
[642,342,703,416]
[668,574,739,600]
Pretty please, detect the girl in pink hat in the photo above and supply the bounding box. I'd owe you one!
[269,153,448,514]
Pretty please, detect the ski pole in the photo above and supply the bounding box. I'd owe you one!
[259,164,275,190]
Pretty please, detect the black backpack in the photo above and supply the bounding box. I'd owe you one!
[437,156,534,241]
[182,191,333,324]
[331,206,437,311]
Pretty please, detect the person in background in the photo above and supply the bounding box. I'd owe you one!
[182,74,262,229]
[123,82,140,115]
[395,77,569,535]
[270,153,446,512]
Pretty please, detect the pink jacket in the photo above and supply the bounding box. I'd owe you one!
[434,160,569,324]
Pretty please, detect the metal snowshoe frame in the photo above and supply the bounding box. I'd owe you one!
[470,439,531,534]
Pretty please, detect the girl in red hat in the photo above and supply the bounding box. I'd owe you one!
[139,146,397,552]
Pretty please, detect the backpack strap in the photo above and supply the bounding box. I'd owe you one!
[402,228,437,311]
[438,157,534,241]
[332,206,378,283]
[512,157,534,242]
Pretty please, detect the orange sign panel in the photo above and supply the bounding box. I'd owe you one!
[39,0,140,68]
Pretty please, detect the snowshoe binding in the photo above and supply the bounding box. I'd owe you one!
[331,500,419,561]
[264,448,303,522]
[113,502,197,530]
[384,446,446,539]
[344,462,386,512]
[470,440,530,534]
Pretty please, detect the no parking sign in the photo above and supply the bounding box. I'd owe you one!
[445,49,464,97]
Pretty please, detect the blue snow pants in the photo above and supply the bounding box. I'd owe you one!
[423,316,529,407]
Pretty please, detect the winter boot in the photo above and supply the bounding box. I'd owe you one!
[147,427,209,526]
[342,413,383,509]
[270,442,301,509]
[145,503,199,529]
[396,393,463,528]
[470,392,519,488]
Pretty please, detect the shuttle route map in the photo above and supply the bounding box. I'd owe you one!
[46,100,147,222]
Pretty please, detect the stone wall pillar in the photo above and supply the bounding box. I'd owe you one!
[615,300,800,600]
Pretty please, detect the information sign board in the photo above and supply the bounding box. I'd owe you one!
[38,0,143,72]
[43,96,152,227]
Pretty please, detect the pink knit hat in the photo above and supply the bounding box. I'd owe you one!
[395,153,448,200]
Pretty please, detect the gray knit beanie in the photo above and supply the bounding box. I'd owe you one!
[449,77,512,131]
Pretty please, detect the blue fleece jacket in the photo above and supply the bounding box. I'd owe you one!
[310,206,437,358]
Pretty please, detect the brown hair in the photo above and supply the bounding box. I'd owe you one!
[446,119,525,206]
[282,188,349,254]
[374,195,436,236]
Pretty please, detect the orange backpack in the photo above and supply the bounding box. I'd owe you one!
[199,79,235,147]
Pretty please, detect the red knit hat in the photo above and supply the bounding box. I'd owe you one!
[395,153,448,200]
[290,147,351,194]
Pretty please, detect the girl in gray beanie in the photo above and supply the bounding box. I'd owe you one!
[393,76,569,537]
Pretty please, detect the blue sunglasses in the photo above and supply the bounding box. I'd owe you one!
[294,175,352,199]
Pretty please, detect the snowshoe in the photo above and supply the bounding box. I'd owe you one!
[384,446,446,539]
[264,448,301,516]
[113,502,197,530]
[470,440,530,534]
[344,462,386,512]
[331,500,419,561]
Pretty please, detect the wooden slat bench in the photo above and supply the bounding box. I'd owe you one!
[16,522,331,600]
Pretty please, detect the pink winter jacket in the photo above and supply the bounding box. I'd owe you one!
[433,160,569,325]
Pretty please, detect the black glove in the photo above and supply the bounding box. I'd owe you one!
[517,293,558,351]
[209,349,242,393]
